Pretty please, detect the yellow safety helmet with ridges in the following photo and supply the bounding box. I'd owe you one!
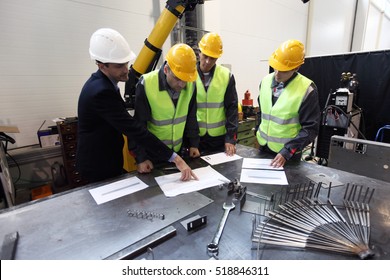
[198,32,223,58]
[166,43,197,82]
[269,39,305,71]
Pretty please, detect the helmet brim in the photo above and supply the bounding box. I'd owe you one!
[269,54,304,71]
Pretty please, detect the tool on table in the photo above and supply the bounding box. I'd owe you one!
[207,202,235,258]
[127,209,165,221]
[252,182,376,259]
[231,180,247,212]
[220,178,247,212]
[1,231,19,260]
[181,215,207,231]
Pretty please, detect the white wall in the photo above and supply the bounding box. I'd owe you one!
[364,1,384,49]
[203,0,309,104]
[306,0,357,55]
[203,0,390,99]
[363,0,390,49]
[1,0,389,148]
[379,13,390,48]
[351,0,369,51]
[0,0,167,148]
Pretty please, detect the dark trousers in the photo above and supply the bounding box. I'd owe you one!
[199,134,225,155]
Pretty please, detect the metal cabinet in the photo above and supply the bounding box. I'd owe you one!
[57,119,87,189]
[237,118,256,147]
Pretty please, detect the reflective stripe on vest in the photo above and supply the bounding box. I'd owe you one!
[144,70,193,152]
[196,65,230,137]
[256,73,312,152]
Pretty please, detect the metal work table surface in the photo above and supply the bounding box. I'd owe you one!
[1,145,389,260]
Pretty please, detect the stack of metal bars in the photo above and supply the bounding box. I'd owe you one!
[250,182,318,249]
[252,182,375,259]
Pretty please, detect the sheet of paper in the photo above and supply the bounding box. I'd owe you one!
[89,177,148,205]
[201,152,242,165]
[240,168,288,185]
[242,158,283,170]
[155,165,230,197]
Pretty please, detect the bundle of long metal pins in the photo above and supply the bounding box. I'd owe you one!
[252,183,375,259]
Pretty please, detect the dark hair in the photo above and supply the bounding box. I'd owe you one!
[96,60,109,67]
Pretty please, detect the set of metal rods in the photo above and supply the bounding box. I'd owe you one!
[251,181,318,217]
[252,182,375,259]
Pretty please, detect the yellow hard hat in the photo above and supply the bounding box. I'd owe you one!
[269,39,305,71]
[198,32,223,58]
[166,43,197,82]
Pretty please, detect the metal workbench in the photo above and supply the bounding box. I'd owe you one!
[1,145,389,260]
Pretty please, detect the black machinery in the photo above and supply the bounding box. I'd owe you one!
[315,72,364,164]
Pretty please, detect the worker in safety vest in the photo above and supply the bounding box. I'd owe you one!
[196,33,238,156]
[256,39,320,168]
[131,43,200,173]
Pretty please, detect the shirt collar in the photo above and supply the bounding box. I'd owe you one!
[196,62,216,78]
[271,72,298,88]
[109,78,119,91]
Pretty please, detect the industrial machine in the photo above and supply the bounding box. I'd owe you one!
[0,131,17,208]
[328,135,390,182]
[315,72,363,164]
[325,72,359,113]
[326,88,354,113]
[124,0,205,109]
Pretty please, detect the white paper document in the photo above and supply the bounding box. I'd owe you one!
[240,169,288,185]
[242,158,283,170]
[201,152,242,165]
[89,177,148,205]
[240,158,288,185]
[155,165,230,197]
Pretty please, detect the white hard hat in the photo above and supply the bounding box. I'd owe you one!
[89,28,136,64]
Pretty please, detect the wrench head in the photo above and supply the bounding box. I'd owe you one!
[222,202,235,210]
[207,242,219,255]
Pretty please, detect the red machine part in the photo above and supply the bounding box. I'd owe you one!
[242,90,253,106]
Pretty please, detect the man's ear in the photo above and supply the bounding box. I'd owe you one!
[163,64,169,75]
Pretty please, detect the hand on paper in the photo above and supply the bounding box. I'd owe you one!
[225,143,236,156]
[271,153,286,168]
[173,155,199,181]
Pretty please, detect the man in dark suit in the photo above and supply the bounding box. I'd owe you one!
[76,28,197,183]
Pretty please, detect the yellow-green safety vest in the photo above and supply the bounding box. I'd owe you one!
[144,70,194,152]
[196,65,230,137]
[256,73,312,152]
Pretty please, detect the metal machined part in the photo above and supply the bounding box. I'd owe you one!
[127,209,165,221]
